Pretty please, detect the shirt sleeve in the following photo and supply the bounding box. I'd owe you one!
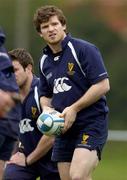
[80,44,108,85]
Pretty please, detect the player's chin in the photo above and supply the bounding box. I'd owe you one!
[48,39,59,45]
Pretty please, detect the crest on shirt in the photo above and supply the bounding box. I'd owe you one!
[81,134,89,144]
[31,107,37,118]
[67,62,75,75]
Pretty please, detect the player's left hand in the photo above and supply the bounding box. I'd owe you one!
[60,106,77,133]
[7,152,26,167]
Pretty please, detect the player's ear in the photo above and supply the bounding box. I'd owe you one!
[63,24,66,32]
[39,32,43,38]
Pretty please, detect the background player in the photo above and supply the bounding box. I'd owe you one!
[0,27,20,117]
[0,27,21,180]
[33,5,110,180]
[3,48,60,180]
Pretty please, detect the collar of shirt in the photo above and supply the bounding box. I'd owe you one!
[30,75,39,90]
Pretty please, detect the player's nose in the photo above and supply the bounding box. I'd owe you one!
[48,25,54,31]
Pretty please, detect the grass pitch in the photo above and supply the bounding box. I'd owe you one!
[93,141,127,180]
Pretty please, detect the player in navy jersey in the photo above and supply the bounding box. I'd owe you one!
[0,27,21,180]
[0,28,20,117]
[33,5,110,180]
[3,48,60,180]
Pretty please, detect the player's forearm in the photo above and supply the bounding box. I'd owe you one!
[40,96,52,110]
[71,78,110,113]
[26,135,55,165]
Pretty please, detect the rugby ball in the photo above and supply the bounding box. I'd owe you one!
[37,110,64,136]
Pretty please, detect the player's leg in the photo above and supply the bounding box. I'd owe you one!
[70,148,98,180]
[69,114,108,180]
[3,163,37,180]
[0,160,5,180]
[51,135,75,180]
[57,162,71,180]
[0,135,16,180]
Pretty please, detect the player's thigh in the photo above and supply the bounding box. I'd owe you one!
[3,164,37,180]
[0,160,5,178]
[0,160,5,169]
[58,162,71,180]
[70,148,98,178]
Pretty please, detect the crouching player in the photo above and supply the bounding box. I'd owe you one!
[3,48,60,180]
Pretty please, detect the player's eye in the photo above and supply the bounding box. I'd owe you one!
[41,25,48,29]
[52,22,59,26]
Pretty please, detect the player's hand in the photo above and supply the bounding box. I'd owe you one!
[7,152,26,167]
[60,106,77,133]
[10,92,21,104]
[0,90,15,117]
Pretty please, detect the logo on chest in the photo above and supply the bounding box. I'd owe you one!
[31,107,37,118]
[53,77,72,94]
[19,119,34,134]
[67,62,75,75]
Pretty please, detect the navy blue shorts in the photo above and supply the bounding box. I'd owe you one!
[0,134,16,161]
[3,163,60,180]
[52,114,108,162]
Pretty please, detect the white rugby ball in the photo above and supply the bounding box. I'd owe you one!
[37,110,64,136]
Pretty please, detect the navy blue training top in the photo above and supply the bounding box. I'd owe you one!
[0,28,21,139]
[19,76,58,172]
[39,34,109,128]
[0,28,19,92]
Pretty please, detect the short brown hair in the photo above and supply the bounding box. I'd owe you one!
[9,48,34,71]
[33,5,66,33]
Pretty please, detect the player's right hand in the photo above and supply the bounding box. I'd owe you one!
[0,90,15,117]
[60,106,77,133]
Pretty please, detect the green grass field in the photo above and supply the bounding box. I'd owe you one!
[93,141,127,180]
